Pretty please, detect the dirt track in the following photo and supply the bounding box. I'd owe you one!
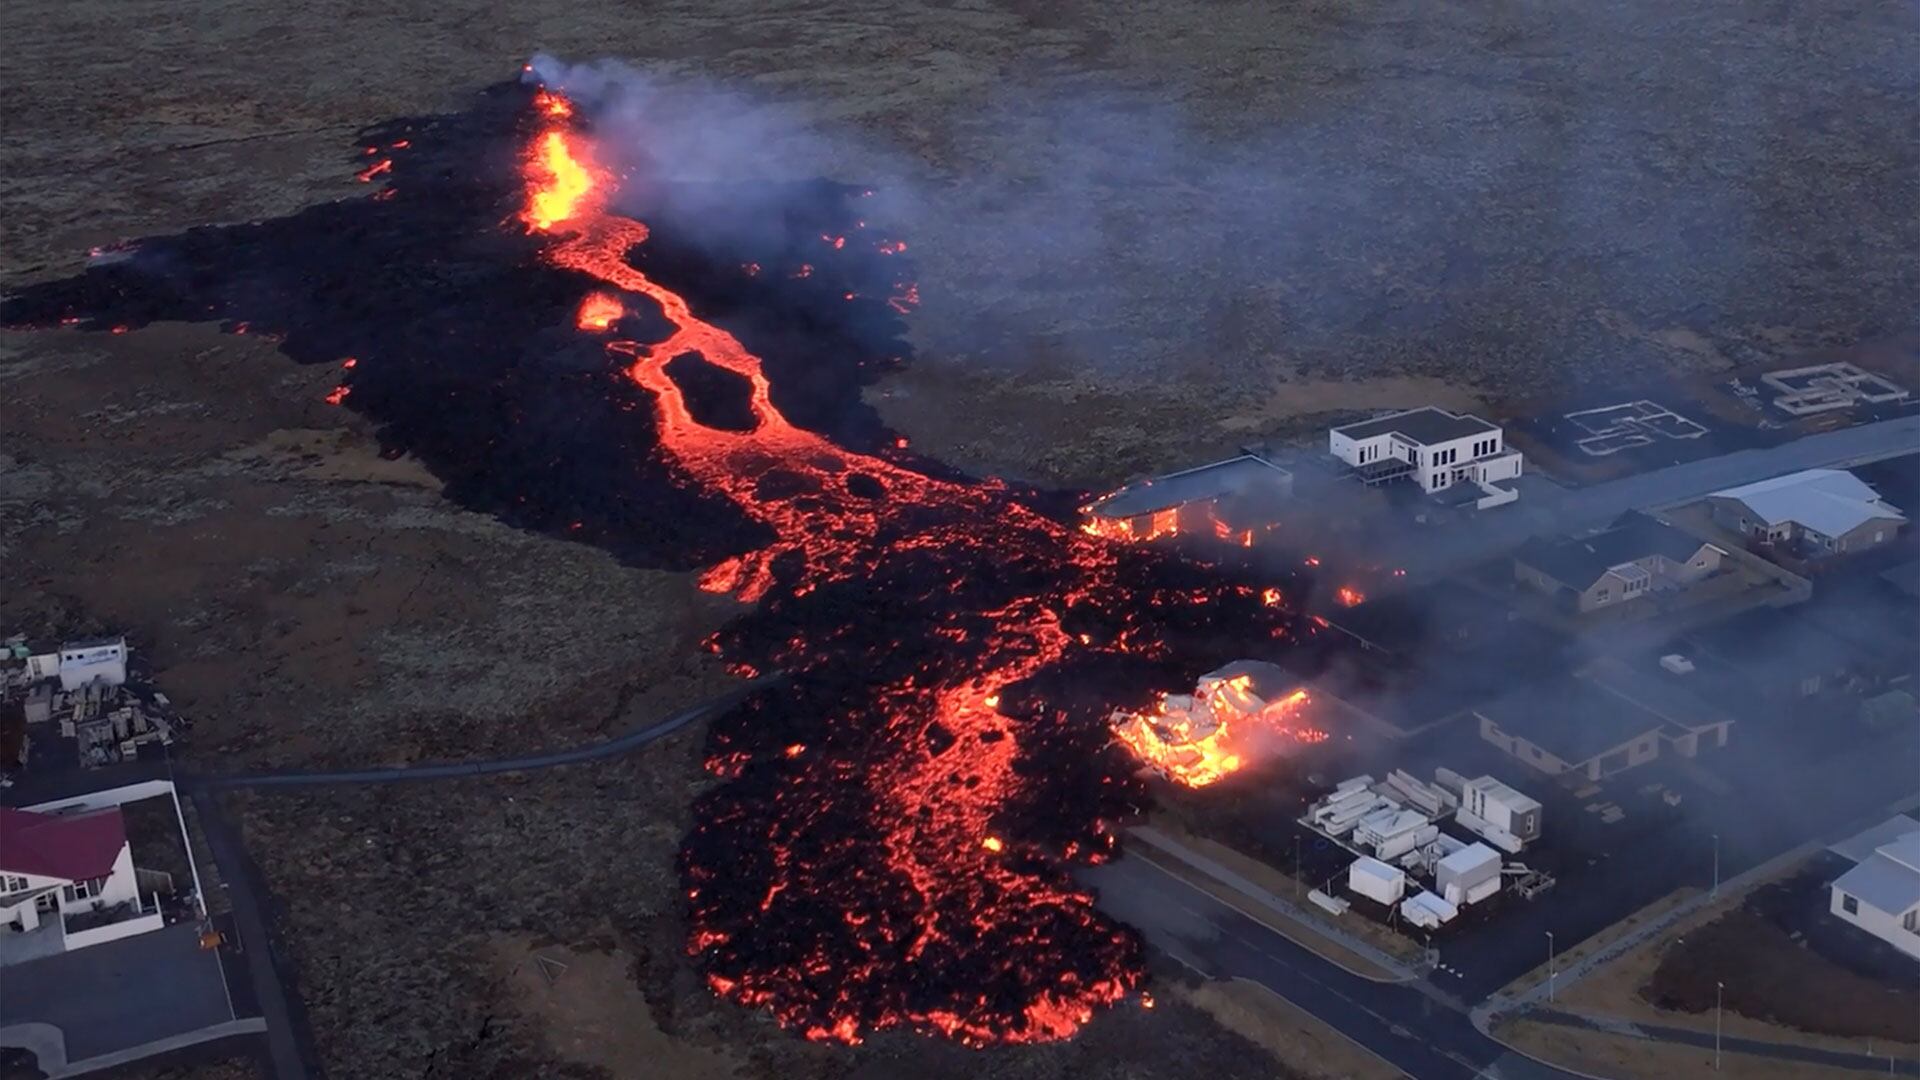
[3,2,1915,1077]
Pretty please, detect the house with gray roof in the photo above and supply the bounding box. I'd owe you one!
[1706,468,1905,558]
[1082,452,1293,543]
[1513,511,1726,614]
[1829,822,1920,962]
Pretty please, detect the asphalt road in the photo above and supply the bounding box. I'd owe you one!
[1084,854,1587,1079]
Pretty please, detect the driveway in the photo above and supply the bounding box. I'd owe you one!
[0,922,235,1064]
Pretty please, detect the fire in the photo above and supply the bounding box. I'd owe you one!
[521,129,596,232]
[981,836,1005,852]
[575,291,623,331]
[1111,672,1316,788]
[1336,585,1365,607]
[1261,588,1282,607]
[533,89,572,118]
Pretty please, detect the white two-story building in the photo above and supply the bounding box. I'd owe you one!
[0,805,165,957]
[1328,407,1524,506]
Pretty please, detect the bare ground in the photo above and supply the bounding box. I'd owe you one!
[3,0,1916,1077]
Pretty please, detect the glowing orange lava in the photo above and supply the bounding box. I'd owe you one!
[1336,585,1365,607]
[520,86,1148,1045]
[521,130,597,232]
[575,291,624,331]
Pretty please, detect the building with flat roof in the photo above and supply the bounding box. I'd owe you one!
[1514,511,1727,614]
[1328,407,1523,506]
[1706,468,1905,558]
[1083,452,1293,544]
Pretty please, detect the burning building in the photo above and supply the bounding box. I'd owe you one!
[1082,452,1293,545]
[1111,660,1323,787]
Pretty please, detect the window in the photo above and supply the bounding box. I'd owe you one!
[1596,588,1611,604]
[1842,894,1859,915]
[1874,530,1885,544]
[1,875,24,894]
[1905,908,1917,931]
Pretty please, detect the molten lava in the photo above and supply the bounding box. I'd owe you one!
[1110,669,1317,788]
[575,291,624,331]
[521,130,596,232]
[1336,585,1365,607]
[479,84,1313,1047]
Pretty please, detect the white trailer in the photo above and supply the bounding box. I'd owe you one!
[1399,890,1459,929]
[1455,808,1525,854]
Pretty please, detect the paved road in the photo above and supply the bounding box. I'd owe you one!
[1378,414,1920,578]
[1084,855,1588,1079]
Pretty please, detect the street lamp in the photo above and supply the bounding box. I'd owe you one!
[1715,980,1724,1071]
[1546,931,1556,1003]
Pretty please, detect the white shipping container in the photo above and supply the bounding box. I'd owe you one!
[1435,842,1502,897]
[1347,857,1407,906]
[1464,876,1502,905]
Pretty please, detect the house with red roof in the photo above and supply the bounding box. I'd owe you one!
[1,805,157,953]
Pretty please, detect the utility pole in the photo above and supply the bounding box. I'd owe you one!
[1715,980,1724,1071]
[1546,931,1556,1004]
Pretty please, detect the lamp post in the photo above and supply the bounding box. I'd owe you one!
[1715,980,1724,1071]
[1546,931,1556,1003]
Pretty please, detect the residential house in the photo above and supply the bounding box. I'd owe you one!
[1706,469,1905,557]
[1829,826,1920,962]
[0,806,164,955]
[1328,407,1524,505]
[1474,665,1733,782]
[1083,452,1293,543]
[1514,511,1726,614]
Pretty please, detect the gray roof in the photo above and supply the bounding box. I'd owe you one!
[1332,407,1496,446]
[1827,813,1920,864]
[1515,512,1715,591]
[1089,454,1291,518]
[1710,468,1905,538]
[1474,674,1664,765]
[1832,842,1920,915]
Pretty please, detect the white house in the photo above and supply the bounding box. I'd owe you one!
[55,636,129,691]
[1328,407,1524,505]
[0,805,164,956]
[1829,828,1920,961]
[1707,469,1905,557]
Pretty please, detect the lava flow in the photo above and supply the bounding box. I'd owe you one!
[518,88,1302,1044]
[0,78,1310,1051]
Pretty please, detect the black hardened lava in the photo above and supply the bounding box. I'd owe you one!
[2,81,1313,1045]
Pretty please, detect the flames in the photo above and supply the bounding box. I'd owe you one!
[514,85,1298,1047]
[1336,585,1365,607]
[1111,674,1318,788]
